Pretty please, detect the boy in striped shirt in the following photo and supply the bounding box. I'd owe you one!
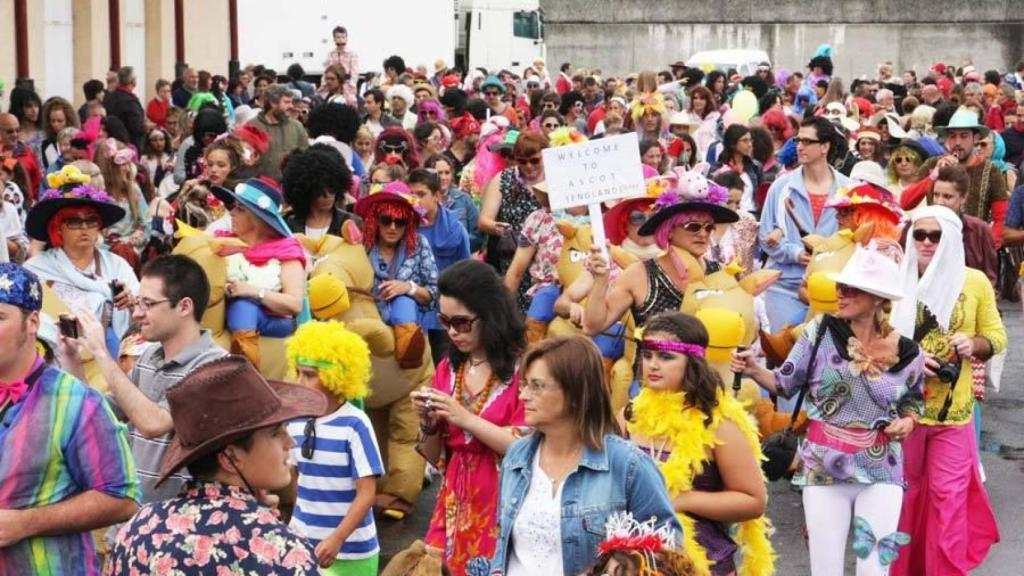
[286,320,384,575]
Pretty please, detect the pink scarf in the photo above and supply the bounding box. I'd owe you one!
[214,232,307,267]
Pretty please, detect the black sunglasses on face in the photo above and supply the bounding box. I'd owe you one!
[379,215,408,228]
[515,156,542,167]
[912,229,942,244]
[438,313,479,334]
[302,417,316,459]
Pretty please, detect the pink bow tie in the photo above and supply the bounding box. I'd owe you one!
[0,379,28,407]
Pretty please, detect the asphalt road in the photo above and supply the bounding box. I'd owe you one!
[377,301,1024,574]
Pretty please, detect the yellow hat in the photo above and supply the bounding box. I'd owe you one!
[308,274,350,320]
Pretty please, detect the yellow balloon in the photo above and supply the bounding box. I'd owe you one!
[732,90,759,123]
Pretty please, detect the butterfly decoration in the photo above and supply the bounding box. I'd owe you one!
[852,515,911,566]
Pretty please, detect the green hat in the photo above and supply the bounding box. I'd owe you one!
[936,107,990,138]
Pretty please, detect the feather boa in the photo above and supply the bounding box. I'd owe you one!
[628,388,776,576]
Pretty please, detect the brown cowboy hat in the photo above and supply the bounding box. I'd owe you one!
[156,355,327,486]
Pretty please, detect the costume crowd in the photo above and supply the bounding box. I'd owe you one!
[0,29,1020,575]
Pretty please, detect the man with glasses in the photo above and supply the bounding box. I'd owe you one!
[480,75,520,128]
[60,255,226,504]
[758,116,849,336]
[0,113,41,196]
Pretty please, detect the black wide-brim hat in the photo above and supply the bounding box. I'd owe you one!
[637,201,739,236]
[25,195,126,243]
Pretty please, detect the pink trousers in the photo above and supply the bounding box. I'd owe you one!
[891,421,999,576]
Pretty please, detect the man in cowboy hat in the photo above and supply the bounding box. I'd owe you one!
[107,355,327,573]
[0,263,140,574]
[901,107,1008,245]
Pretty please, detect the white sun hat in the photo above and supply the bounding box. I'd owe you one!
[830,244,903,301]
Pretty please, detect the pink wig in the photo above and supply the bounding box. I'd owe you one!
[653,209,714,249]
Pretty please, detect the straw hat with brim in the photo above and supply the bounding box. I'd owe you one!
[25,185,126,243]
[638,201,738,236]
[936,108,990,138]
[846,161,889,190]
[211,178,292,239]
[828,246,903,301]
[156,355,327,486]
[604,196,656,245]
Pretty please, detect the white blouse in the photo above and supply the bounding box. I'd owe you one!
[507,450,564,575]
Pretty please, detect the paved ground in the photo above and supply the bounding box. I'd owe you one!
[377,301,1024,574]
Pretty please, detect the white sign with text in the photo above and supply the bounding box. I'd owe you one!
[541,132,646,211]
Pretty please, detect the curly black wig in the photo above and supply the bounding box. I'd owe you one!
[306,103,362,144]
[282,145,353,221]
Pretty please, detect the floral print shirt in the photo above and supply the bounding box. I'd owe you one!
[518,208,562,296]
[775,316,925,487]
[105,481,318,575]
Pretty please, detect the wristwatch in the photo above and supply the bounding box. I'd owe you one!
[258,288,267,301]
[407,281,419,296]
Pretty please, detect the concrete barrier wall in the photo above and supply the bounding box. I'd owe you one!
[541,1,1024,80]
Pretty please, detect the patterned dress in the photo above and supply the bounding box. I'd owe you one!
[489,168,541,312]
[776,316,925,486]
[424,359,525,575]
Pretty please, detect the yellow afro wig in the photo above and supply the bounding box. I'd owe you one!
[287,320,372,401]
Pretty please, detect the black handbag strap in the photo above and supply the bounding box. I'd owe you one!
[787,319,829,432]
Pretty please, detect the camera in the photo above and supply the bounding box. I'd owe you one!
[58,314,79,339]
[934,358,962,384]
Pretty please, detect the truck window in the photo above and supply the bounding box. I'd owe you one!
[513,10,539,39]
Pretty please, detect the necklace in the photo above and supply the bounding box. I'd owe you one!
[453,362,499,415]
[467,356,488,376]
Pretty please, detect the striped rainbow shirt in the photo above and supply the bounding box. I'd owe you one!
[0,363,141,575]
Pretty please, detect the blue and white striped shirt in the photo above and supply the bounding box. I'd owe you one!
[288,403,384,560]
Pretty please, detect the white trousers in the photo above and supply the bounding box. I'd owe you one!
[803,483,904,576]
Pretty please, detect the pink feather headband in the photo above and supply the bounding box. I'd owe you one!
[640,339,706,358]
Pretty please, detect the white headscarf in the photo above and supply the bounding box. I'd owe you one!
[891,205,965,338]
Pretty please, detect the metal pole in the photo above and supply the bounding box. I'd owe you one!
[228,0,240,78]
[109,0,121,69]
[13,0,31,87]
[174,0,186,79]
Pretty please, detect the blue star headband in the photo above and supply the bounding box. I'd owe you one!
[0,263,42,312]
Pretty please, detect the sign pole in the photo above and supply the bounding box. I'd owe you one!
[588,203,608,260]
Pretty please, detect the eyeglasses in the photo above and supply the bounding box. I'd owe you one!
[378,215,408,228]
[795,137,824,146]
[676,221,716,234]
[515,156,542,167]
[912,229,942,244]
[836,283,864,298]
[136,297,171,312]
[519,378,552,395]
[62,216,102,230]
[483,90,501,97]
[301,417,316,459]
[438,313,479,334]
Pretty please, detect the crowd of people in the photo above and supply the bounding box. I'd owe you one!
[0,27,1020,575]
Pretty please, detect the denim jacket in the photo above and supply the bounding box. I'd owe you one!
[758,165,849,287]
[489,433,681,575]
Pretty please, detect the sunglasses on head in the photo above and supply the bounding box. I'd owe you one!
[515,156,542,166]
[438,313,479,333]
[301,417,317,459]
[912,229,942,243]
[378,215,408,228]
[836,283,864,298]
[676,221,716,234]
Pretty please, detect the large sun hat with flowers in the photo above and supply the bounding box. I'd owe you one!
[25,165,126,243]
[825,181,903,225]
[637,166,739,236]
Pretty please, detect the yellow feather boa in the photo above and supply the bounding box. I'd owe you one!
[628,388,776,576]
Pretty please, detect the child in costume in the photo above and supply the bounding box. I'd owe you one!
[585,512,697,576]
[622,312,774,576]
[287,320,383,576]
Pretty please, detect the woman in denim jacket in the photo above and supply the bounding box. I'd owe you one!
[489,336,680,576]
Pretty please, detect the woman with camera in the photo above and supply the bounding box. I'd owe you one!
[889,206,1005,576]
[732,244,925,576]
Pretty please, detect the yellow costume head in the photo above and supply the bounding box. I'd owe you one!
[287,320,372,401]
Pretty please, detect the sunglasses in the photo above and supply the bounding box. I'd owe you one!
[628,210,648,226]
[63,216,102,230]
[892,156,915,164]
[795,137,824,146]
[515,156,542,167]
[912,229,942,244]
[676,221,716,234]
[484,90,501,97]
[542,122,561,129]
[836,283,864,298]
[380,143,407,153]
[438,313,479,334]
[302,417,316,459]
[378,215,408,228]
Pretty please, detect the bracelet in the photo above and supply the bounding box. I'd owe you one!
[407,281,419,296]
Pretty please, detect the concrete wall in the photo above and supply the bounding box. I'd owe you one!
[541,1,1024,80]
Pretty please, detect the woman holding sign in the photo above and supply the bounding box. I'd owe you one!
[583,171,738,335]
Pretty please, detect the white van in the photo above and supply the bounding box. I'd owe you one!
[686,49,771,77]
